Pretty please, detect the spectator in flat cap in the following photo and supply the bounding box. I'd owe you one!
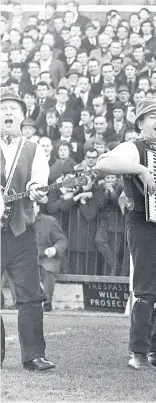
[21,118,37,139]
[58,68,80,93]
[117,85,132,109]
[25,25,39,44]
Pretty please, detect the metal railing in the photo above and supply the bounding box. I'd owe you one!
[58,207,130,283]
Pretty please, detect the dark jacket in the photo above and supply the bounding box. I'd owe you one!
[35,213,67,274]
[49,157,76,184]
[47,189,100,252]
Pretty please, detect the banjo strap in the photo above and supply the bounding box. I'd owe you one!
[4,137,26,196]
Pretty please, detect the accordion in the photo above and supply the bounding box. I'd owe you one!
[144,149,156,223]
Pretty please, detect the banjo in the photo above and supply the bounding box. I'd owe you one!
[0,175,87,229]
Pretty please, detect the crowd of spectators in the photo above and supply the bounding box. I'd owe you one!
[1,1,156,277]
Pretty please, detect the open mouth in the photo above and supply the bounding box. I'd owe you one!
[5,119,13,125]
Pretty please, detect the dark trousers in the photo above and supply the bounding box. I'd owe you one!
[1,225,46,363]
[127,211,156,353]
[40,266,56,304]
[95,221,124,276]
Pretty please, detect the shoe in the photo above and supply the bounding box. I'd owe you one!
[23,357,55,371]
[148,352,156,367]
[128,352,155,370]
[43,303,52,312]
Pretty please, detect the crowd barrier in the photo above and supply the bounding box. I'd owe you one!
[58,208,130,283]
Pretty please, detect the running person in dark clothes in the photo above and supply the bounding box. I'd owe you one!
[96,98,156,370]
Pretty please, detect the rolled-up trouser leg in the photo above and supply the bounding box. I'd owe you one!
[18,302,46,363]
[129,298,155,353]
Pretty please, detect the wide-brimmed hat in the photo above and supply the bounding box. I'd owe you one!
[0,87,27,115]
[135,98,156,133]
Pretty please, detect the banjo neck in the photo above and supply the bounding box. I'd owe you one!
[3,176,88,204]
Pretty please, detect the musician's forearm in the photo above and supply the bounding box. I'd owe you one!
[96,158,147,176]
[31,145,49,186]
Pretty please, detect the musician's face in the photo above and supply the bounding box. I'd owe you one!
[139,110,156,141]
[0,100,24,134]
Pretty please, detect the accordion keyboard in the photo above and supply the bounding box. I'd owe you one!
[145,149,156,223]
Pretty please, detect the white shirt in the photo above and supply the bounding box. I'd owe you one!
[40,57,52,72]
[30,77,40,86]
[114,119,124,133]
[89,38,96,46]
[55,104,66,115]
[91,73,101,84]
[0,137,49,188]
[26,105,35,117]
[80,91,89,106]
[67,57,75,65]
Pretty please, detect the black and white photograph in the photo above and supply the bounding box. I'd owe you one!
[0,0,156,402]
